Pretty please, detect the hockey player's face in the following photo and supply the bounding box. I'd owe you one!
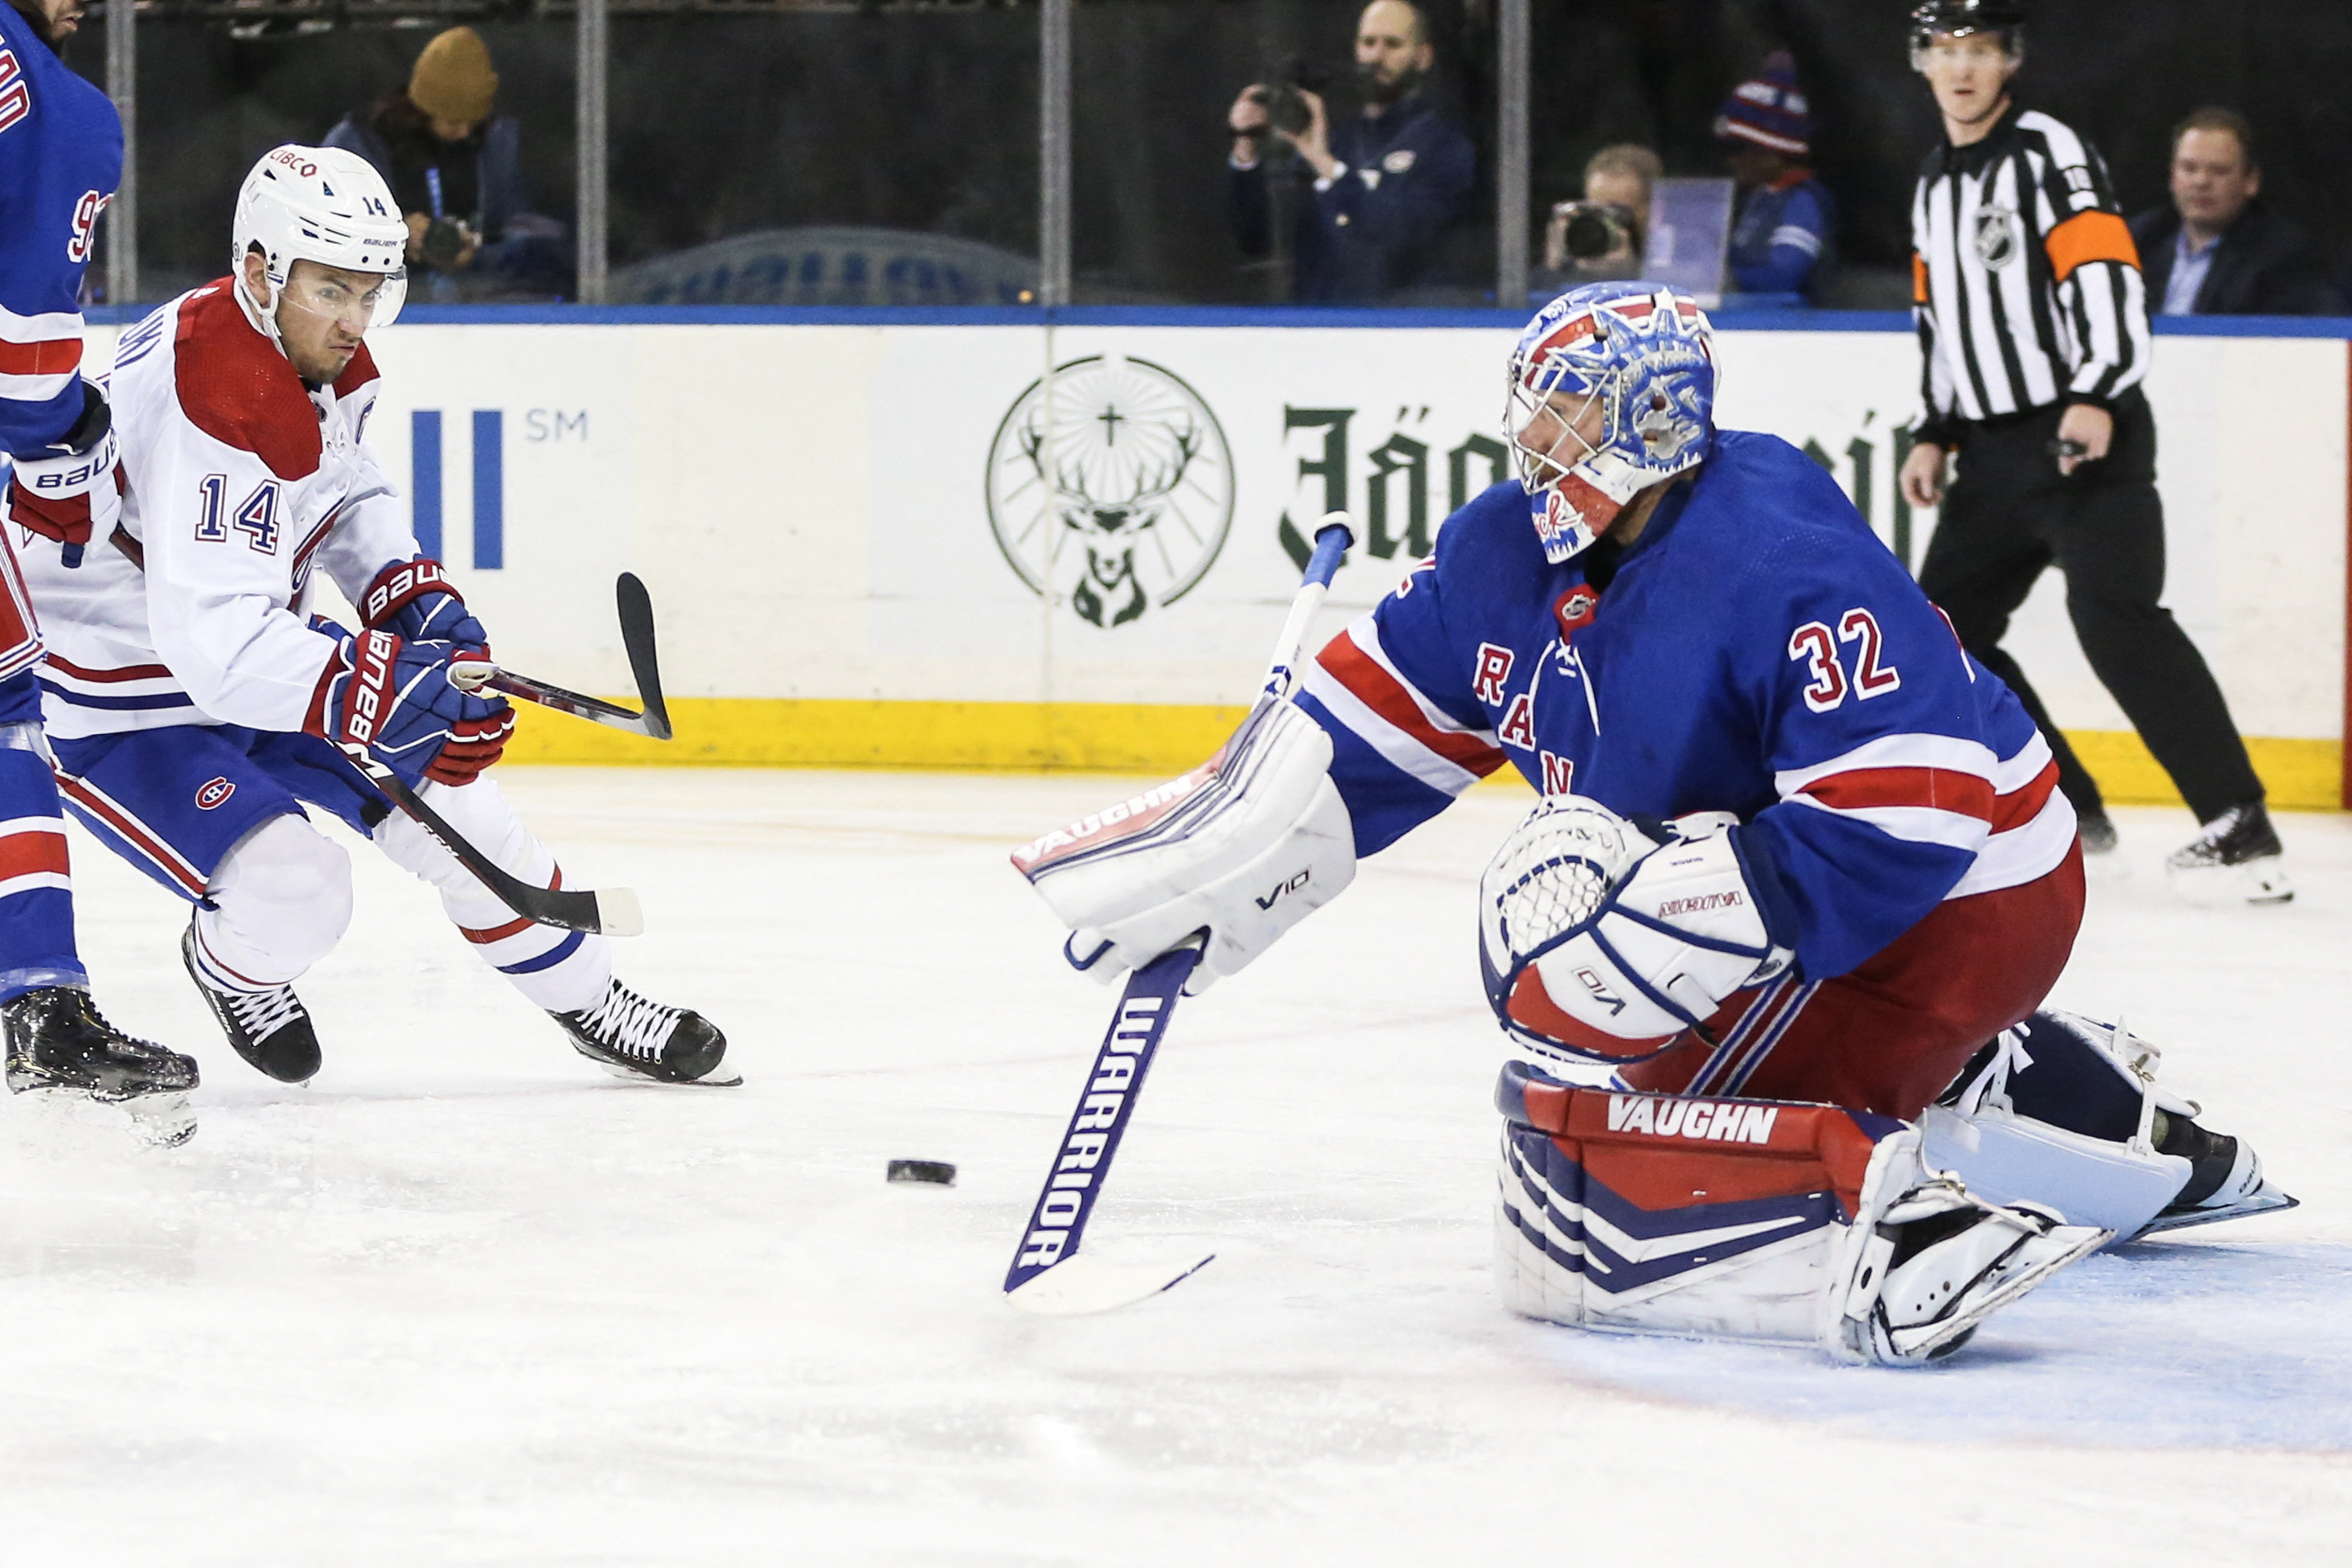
[1918,32,2017,124]
[1514,388,1607,487]
[31,0,87,42]
[271,260,387,383]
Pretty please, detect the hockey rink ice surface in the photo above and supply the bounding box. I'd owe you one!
[2,766,2346,1566]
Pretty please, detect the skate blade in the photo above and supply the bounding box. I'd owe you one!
[583,1057,743,1088]
[14,1086,195,1149]
[2165,857,2293,908]
[2135,1184,2299,1236]
[1006,1252,1216,1316]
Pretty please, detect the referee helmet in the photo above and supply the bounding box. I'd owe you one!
[1909,2,2026,67]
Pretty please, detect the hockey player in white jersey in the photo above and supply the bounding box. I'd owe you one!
[14,146,730,1087]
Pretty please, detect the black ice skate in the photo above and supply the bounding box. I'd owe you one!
[552,979,737,1086]
[2,986,199,1147]
[2164,800,2290,905]
[182,927,323,1084]
[2137,1108,2299,1235]
[2075,809,2118,856]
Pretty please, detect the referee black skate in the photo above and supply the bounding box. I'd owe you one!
[1896,1,2288,905]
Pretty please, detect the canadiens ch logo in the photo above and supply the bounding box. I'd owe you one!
[1972,204,2022,269]
[985,355,1234,628]
[195,777,236,811]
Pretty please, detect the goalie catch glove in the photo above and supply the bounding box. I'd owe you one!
[1480,796,1795,1065]
[306,625,515,788]
[1010,699,1356,995]
[6,380,121,569]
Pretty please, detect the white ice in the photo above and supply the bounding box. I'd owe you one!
[6,768,2348,1566]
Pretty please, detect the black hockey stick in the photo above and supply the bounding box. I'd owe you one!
[332,742,644,938]
[454,574,673,741]
[1003,513,1357,1316]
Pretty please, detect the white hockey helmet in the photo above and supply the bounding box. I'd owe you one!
[232,144,409,350]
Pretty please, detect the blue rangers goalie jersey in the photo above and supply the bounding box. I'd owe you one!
[0,10,121,456]
[1296,429,2075,982]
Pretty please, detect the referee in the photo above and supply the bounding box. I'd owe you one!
[1896,0,2288,905]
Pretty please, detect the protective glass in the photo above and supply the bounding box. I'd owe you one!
[277,265,408,334]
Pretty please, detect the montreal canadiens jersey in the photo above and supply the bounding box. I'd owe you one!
[1296,430,2075,982]
[0,14,121,456]
[18,281,415,741]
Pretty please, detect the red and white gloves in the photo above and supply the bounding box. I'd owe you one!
[1012,699,1358,994]
[6,380,123,569]
[1480,798,1794,1062]
[306,626,513,787]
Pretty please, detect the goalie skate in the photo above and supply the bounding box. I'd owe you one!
[2137,1109,2299,1234]
[183,928,323,1084]
[2,987,199,1147]
[552,979,737,1086]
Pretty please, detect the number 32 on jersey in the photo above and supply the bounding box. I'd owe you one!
[1788,608,1899,713]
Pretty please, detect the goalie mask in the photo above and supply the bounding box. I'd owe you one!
[232,145,410,357]
[1505,282,1717,564]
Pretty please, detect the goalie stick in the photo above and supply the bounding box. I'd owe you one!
[452,573,674,740]
[1004,512,1356,1316]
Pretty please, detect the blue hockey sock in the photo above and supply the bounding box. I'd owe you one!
[0,733,86,1002]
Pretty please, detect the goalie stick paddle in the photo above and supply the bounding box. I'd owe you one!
[453,574,675,741]
[333,743,644,937]
[1004,513,1357,1316]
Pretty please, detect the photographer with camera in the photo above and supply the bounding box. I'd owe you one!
[323,27,571,300]
[1226,0,1475,304]
[1538,144,1661,286]
[1715,52,1834,298]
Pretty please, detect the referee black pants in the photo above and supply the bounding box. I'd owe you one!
[1917,392,2262,825]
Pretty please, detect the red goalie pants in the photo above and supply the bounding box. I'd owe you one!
[1614,842,2087,1121]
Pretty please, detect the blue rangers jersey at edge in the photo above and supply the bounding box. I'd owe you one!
[1295,430,2075,981]
[0,11,121,455]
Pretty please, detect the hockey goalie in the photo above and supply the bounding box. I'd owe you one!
[1015,281,2293,1365]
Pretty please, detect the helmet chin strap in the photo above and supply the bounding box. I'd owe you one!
[233,255,293,362]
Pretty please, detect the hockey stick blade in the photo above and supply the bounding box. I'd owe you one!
[1006,1250,1216,1316]
[615,573,674,741]
[1004,944,1204,1308]
[338,745,642,936]
[447,574,673,740]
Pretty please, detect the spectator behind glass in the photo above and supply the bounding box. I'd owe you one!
[2128,108,2342,317]
[324,27,572,300]
[1714,52,1835,299]
[1538,144,1663,284]
[1225,0,1476,304]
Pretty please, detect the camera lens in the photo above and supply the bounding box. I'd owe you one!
[1564,211,1616,260]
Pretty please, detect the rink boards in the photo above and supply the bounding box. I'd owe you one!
[80,312,2352,808]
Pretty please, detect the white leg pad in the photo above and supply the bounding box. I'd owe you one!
[1919,1102,2189,1240]
[371,777,610,1012]
[193,814,353,991]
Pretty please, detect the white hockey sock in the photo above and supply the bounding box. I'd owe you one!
[194,814,354,991]
[370,776,612,1013]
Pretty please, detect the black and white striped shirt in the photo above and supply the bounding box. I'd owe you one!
[1911,106,2151,445]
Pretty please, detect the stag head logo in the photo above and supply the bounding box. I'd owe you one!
[986,356,1234,626]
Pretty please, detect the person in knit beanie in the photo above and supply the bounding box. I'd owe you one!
[323,27,571,298]
[1713,51,1837,298]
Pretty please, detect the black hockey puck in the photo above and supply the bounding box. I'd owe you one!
[888,1159,958,1187]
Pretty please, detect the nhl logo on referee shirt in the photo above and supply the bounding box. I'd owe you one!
[1972,204,2023,270]
[986,355,1234,629]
